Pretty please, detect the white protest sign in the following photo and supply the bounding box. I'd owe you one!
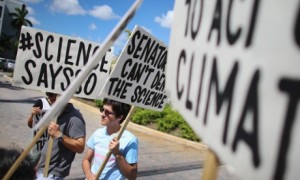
[13,26,113,99]
[100,26,167,111]
[166,0,300,179]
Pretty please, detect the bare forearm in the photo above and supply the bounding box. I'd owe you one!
[28,107,41,128]
[110,138,137,179]
[115,154,137,180]
[48,122,85,153]
[27,114,33,128]
[82,159,94,179]
[82,149,95,180]
[60,135,85,153]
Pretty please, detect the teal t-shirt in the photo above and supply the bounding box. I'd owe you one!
[87,127,138,180]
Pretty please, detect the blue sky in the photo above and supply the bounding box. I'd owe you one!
[16,0,175,55]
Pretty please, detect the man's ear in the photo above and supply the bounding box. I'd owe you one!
[116,115,124,122]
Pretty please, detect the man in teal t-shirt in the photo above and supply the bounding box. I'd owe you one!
[82,98,138,180]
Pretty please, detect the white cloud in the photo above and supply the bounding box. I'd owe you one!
[154,10,173,28]
[89,5,119,20]
[89,23,97,30]
[50,0,86,15]
[28,16,40,25]
[26,6,40,25]
[26,6,34,15]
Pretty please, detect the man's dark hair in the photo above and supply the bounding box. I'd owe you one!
[0,147,36,180]
[103,98,131,124]
[46,92,57,97]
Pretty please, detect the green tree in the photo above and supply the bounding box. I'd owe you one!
[9,4,32,37]
[0,34,14,57]
[9,4,32,59]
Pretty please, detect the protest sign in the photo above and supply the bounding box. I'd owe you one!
[166,0,300,179]
[100,26,168,111]
[13,26,113,99]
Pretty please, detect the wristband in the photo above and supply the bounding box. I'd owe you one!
[57,132,64,142]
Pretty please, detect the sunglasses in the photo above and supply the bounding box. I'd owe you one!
[99,107,115,116]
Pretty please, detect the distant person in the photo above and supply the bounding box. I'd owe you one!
[36,101,86,180]
[27,92,57,161]
[82,98,138,180]
[0,147,37,180]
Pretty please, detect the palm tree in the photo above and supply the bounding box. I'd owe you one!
[9,4,32,59]
[9,4,32,37]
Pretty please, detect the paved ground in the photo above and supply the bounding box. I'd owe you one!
[0,72,239,180]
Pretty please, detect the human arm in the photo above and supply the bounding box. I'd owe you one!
[27,114,33,128]
[82,148,96,180]
[110,138,138,180]
[48,122,85,153]
[27,100,43,128]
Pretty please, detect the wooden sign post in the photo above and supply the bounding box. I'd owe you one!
[202,149,219,180]
[43,119,57,177]
[43,136,54,177]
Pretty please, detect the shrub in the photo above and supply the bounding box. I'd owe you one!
[131,107,164,125]
[179,123,200,142]
[131,104,200,142]
[156,110,183,133]
[94,99,103,107]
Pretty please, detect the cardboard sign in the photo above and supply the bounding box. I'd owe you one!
[13,26,113,99]
[166,0,300,179]
[100,26,168,111]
